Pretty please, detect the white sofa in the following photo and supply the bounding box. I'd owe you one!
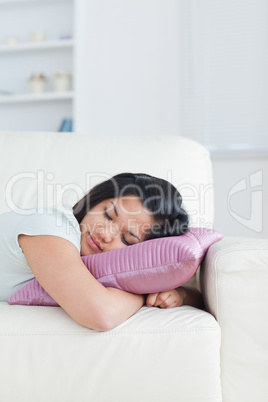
[0,132,267,402]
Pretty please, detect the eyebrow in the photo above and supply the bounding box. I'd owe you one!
[111,201,141,241]
[111,202,118,216]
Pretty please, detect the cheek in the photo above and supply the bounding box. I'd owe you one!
[81,216,103,234]
[80,222,88,236]
[80,215,94,234]
[109,237,126,251]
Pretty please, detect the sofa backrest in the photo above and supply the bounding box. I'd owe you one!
[0,131,214,227]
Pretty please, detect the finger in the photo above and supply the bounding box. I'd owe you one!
[161,300,178,309]
[146,293,159,307]
[158,294,173,308]
[154,292,171,307]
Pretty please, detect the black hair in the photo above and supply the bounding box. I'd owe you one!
[73,172,189,240]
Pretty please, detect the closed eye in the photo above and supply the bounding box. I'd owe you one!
[104,205,135,246]
[121,234,132,246]
[104,207,113,221]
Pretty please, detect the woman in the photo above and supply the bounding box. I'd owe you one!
[0,173,203,330]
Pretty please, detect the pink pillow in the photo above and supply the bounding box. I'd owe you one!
[8,228,223,306]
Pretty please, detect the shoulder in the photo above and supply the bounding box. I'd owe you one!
[1,205,81,253]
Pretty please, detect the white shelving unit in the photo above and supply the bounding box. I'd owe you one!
[0,0,67,5]
[0,0,74,132]
[0,91,74,104]
[0,38,74,53]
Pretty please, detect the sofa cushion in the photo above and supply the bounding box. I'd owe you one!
[0,132,214,228]
[8,228,223,306]
[0,302,222,402]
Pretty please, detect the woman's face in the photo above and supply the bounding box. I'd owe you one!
[80,196,154,256]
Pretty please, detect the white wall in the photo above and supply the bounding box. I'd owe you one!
[178,0,268,238]
[74,0,268,239]
[74,0,181,136]
[212,153,268,238]
[3,1,264,238]
[179,0,268,150]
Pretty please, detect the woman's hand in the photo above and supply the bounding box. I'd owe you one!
[146,286,205,310]
[146,288,185,309]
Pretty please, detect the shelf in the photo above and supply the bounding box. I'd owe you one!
[0,91,74,104]
[0,39,74,53]
[0,0,74,131]
[0,0,70,5]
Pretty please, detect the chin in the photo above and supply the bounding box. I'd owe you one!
[80,241,91,256]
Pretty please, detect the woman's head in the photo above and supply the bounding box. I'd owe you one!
[73,173,189,256]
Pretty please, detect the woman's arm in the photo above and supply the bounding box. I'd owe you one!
[19,235,145,331]
[146,286,205,310]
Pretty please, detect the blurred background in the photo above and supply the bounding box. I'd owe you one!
[0,0,267,238]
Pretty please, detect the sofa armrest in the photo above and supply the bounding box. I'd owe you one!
[200,237,268,402]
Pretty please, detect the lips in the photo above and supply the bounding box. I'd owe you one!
[87,234,102,252]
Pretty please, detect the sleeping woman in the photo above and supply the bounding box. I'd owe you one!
[0,173,204,330]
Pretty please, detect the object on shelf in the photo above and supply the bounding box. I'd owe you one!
[30,32,45,43]
[59,118,73,132]
[0,89,13,95]
[28,73,47,93]
[53,70,71,92]
[5,37,18,46]
[59,34,73,40]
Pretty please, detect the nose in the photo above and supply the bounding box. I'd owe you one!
[100,229,112,243]
[99,224,119,243]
